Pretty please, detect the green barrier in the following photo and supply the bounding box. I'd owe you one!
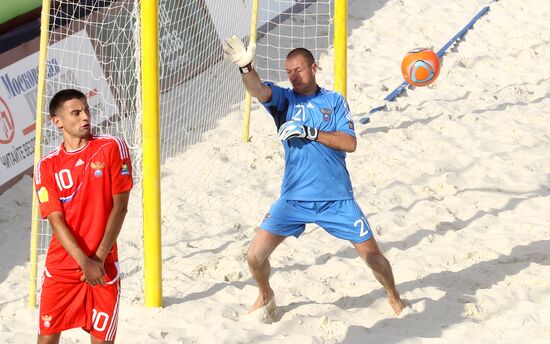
[0,0,41,25]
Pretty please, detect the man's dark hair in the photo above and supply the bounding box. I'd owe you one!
[49,89,86,117]
[286,48,316,66]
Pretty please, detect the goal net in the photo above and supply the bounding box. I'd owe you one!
[255,0,333,82]
[32,0,334,304]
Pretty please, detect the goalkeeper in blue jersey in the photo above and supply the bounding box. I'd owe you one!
[224,36,405,319]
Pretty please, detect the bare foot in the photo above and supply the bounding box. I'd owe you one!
[389,295,406,316]
[248,289,278,323]
[249,288,274,313]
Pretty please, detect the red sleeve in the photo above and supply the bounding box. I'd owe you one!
[109,137,133,195]
[34,159,63,219]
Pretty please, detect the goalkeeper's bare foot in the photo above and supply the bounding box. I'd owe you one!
[389,294,406,316]
[249,288,274,313]
[248,289,277,322]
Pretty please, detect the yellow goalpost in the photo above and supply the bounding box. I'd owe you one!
[242,0,260,143]
[141,0,163,308]
[334,0,348,98]
[28,0,51,309]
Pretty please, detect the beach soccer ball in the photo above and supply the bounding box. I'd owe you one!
[401,48,440,86]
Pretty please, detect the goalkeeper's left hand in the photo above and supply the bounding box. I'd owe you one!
[223,35,256,68]
[278,120,319,141]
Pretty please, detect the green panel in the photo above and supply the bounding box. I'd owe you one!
[0,0,42,25]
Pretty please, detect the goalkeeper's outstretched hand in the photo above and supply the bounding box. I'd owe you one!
[223,35,256,68]
[278,121,319,141]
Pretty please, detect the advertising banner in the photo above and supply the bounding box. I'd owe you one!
[0,30,117,189]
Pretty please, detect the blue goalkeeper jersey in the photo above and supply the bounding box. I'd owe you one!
[261,82,356,201]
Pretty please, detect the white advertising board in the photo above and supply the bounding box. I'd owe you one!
[0,30,117,188]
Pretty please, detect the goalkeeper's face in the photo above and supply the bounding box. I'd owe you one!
[285,55,317,95]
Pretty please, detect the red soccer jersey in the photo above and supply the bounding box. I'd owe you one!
[34,135,133,270]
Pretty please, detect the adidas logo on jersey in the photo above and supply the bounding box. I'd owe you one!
[75,159,84,167]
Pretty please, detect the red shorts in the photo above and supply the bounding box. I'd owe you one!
[38,262,121,341]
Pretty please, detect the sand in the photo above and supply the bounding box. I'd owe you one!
[1,0,549,342]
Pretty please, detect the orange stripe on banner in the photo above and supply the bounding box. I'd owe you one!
[22,123,36,135]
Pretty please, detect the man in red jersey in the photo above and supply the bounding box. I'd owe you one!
[34,89,132,343]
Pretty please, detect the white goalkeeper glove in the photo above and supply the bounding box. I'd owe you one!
[223,35,256,68]
[278,121,319,141]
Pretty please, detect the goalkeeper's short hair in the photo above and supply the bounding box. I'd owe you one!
[286,48,315,66]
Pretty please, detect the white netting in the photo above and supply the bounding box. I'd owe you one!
[157,0,250,161]
[256,0,333,82]
[33,0,334,304]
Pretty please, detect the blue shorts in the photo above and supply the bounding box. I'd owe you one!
[260,199,373,243]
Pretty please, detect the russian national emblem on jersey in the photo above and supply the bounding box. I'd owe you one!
[320,108,332,121]
[91,161,105,177]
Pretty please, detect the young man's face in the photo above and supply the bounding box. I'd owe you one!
[285,54,317,95]
[52,98,91,139]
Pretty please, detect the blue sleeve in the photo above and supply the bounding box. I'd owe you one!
[334,94,356,137]
[261,82,289,130]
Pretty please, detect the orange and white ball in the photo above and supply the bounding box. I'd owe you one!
[401,48,440,86]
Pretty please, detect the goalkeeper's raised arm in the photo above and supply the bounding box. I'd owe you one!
[223,35,272,103]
